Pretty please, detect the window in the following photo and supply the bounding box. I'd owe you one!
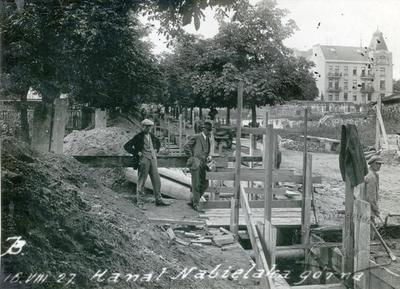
[328,94,333,101]
[334,81,339,89]
[361,93,366,103]
[335,93,339,101]
[361,82,365,90]
[353,67,357,76]
[344,92,348,101]
[367,93,372,101]
[344,81,348,90]
[361,68,365,77]
[329,81,333,88]
[334,65,339,75]
[352,80,357,90]
[380,67,385,77]
[353,94,357,102]
[380,80,385,90]
[328,65,333,75]
[344,66,349,76]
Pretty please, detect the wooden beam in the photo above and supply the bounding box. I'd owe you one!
[231,81,243,235]
[354,199,370,289]
[148,218,205,226]
[292,284,345,289]
[240,187,274,289]
[207,186,287,195]
[376,107,389,150]
[74,155,189,168]
[206,170,322,183]
[179,114,183,154]
[264,123,274,222]
[241,127,267,135]
[342,177,355,289]
[375,95,381,150]
[202,199,302,209]
[301,154,312,245]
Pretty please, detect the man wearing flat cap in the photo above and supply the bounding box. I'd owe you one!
[124,119,170,209]
[184,121,213,212]
[364,155,384,224]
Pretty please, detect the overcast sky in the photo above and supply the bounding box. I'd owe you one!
[147,0,400,79]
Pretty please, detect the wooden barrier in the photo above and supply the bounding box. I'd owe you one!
[206,169,322,183]
[240,186,274,289]
[203,199,302,209]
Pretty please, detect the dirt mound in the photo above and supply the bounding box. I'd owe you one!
[63,127,136,156]
[1,138,250,289]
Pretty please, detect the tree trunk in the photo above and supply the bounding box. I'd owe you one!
[251,104,257,150]
[190,107,193,124]
[226,107,231,125]
[20,93,30,144]
[199,107,203,119]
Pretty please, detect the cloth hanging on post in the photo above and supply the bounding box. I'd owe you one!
[339,124,368,187]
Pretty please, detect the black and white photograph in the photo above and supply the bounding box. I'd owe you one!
[1,0,400,288]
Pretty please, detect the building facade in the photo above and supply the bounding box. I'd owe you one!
[310,30,393,104]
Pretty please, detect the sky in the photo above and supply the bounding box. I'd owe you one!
[145,0,400,79]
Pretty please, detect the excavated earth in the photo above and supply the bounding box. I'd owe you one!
[1,138,259,289]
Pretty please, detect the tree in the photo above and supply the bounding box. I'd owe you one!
[393,79,400,93]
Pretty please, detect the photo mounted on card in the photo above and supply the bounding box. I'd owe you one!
[1,0,400,288]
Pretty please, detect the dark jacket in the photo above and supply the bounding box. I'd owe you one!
[183,134,210,170]
[339,124,368,187]
[124,131,161,169]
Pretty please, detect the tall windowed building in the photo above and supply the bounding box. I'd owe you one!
[310,30,393,104]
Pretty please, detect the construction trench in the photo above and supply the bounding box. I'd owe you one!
[67,90,400,289]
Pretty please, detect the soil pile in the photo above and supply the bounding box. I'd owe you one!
[63,127,135,156]
[1,138,255,289]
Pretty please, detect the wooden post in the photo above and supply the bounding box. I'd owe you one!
[179,114,183,154]
[354,199,370,289]
[301,154,312,245]
[230,81,244,235]
[303,108,308,190]
[50,98,68,154]
[167,118,170,152]
[249,133,254,199]
[375,95,381,150]
[264,123,273,223]
[376,108,389,149]
[342,177,355,289]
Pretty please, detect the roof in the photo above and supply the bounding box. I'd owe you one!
[369,30,388,51]
[382,93,400,104]
[318,45,370,62]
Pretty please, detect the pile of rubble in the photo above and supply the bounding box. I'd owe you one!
[280,138,329,153]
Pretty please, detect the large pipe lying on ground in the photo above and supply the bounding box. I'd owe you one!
[125,168,192,201]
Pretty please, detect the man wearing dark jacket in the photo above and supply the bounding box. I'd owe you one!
[184,121,212,211]
[124,119,170,209]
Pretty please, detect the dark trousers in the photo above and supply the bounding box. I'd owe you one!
[191,164,208,206]
[137,157,162,204]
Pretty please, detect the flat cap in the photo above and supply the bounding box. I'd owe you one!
[141,119,154,126]
[203,120,213,128]
[368,155,384,165]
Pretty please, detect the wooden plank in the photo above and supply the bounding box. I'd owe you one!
[179,114,183,154]
[342,177,354,289]
[206,186,287,195]
[206,170,321,183]
[354,199,370,289]
[292,284,345,289]
[231,81,243,235]
[203,199,302,209]
[240,186,274,289]
[264,117,274,222]
[241,127,267,135]
[376,107,389,149]
[301,154,312,245]
[148,218,205,226]
[375,95,382,150]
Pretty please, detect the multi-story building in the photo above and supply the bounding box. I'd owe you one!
[310,30,393,104]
